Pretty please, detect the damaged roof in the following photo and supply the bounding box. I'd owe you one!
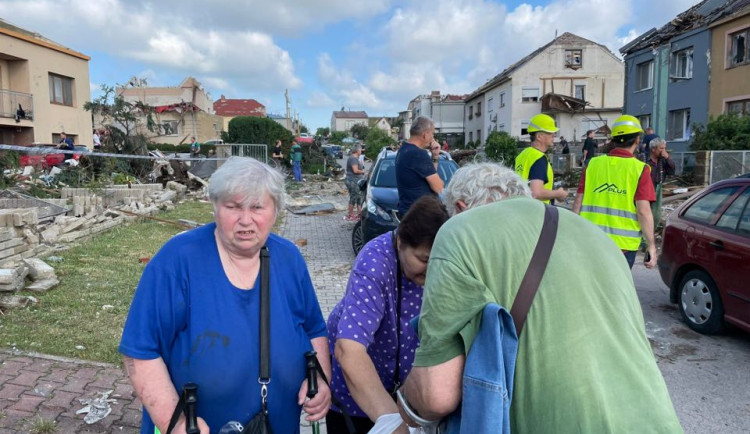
[621,0,750,55]
[467,32,615,100]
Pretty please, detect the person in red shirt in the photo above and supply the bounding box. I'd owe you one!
[573,116,657,269]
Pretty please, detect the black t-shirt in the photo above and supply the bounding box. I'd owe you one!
[273,145,282,158]
[583,138,597,161]
[395,142,437,215]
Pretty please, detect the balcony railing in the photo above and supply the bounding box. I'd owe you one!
[0,89,34,121]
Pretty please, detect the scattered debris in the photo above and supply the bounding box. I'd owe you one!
[295,239,308,247]
[286,203,337,215]
[77,389,116,424]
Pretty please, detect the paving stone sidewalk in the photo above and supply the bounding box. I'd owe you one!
[0,191,355,433]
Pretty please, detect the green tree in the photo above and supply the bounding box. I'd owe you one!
[364,128,396,161]
[350,123,370,140]
[328,131,348,145]
[226,116,294,160]
[485,131,519,167]
[299,124,309,134]
[315,127,330,137]
[691,113,750,151]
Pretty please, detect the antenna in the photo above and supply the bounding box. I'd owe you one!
[555,29,558,38]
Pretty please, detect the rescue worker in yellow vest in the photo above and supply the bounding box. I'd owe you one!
[572,115,658,269]
[515,114,568,204]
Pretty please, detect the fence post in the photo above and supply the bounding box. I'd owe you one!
[695,151,711,185]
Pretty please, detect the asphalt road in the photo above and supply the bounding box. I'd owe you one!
[632,261,750,434]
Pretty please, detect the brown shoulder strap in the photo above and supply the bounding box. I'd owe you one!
[510,205,559,335]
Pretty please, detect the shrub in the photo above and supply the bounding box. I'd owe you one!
[328,131,348,146]
[464,140,474,150]
[691,113,750,151]
[364,128,396,161]
[485,131,520,167]
[225,116,294,158]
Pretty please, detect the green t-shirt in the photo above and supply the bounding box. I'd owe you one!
[414,197,682,434]
[291,144,303,162]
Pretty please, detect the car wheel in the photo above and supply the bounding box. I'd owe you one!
[678,270,725,334]
[351,220,364,255]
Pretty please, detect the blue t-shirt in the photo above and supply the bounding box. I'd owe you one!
[528,157,549,184]
[119,224,326,434]
[395,142,437,215]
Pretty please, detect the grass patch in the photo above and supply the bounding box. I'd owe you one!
[27,417,57,434]
[0,200,215,365]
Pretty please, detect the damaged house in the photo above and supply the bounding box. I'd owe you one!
[464,32,624,146]
[621,0,750,152]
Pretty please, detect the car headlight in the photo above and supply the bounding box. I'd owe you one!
[367,198,392,221]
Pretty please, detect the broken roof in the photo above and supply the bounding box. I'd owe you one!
[620,0,750,55]
[333,110,368,119]
[467,32,615,100]
[541,93,589,114]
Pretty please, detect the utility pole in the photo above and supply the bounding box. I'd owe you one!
[285,89,291,132]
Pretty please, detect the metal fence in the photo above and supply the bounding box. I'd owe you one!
[215,144,268,164]
[670,152,696,176]
[0,89,33,121]
[709,150,750,184]
[551,153,578,173]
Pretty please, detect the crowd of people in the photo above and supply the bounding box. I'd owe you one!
[119,113,683,434]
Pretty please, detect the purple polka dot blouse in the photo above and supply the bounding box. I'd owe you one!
[326,231,423,418]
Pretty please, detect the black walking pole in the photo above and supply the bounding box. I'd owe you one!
[183,383,200,434]
[305,351,320,434]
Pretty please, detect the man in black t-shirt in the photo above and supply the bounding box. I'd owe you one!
[395,116,444,216]
[581,130,597,167]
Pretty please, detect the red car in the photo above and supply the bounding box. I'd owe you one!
[296,133,314,144]
[659,175,750,334]
[19,144,89,169]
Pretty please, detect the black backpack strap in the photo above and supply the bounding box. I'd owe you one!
[510,205,559,335]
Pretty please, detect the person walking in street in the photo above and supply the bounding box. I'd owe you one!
[573,115,658,269]
[344,145,366,221]
[326,196,449,433]
[581,130,597,167]
[272,139,284,167]
[514,114,568,204]
[647,137,676,228]
[560,136,570,154]
[396,163,682,434]
[190,136,201,157]
[395,116,444,216]
[291,141,303,182]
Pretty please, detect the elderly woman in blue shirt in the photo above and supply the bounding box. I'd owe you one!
[119,157,331,433]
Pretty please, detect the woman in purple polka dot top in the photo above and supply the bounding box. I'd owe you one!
[326,196,450,433]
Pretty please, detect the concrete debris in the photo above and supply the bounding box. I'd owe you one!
[0,294,35,309]
[25,277,59,293]
[22,258,56,280]
[77,389,116,424]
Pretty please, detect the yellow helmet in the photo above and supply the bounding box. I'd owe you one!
[611,115,644,137]
[527,114,559,133]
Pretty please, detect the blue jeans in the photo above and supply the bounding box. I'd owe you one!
[293,160,302,181]
[624,250,636,269]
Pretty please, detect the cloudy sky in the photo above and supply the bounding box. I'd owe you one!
[1,0,699,131]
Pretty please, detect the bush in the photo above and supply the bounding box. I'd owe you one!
[691,113,750,151]
[225,116,294,160]
[364,128,396,161]
[485,131,520,167]
[464,140,474,150]
[328,131,348,146]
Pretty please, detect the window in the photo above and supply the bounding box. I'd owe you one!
[521,120,530,135]
[476,130,481,145]
[574,84,586,100]
[670,47,693,79]
[565,49,582,68]
[488,97,494,112]
[717,189,750,231]
[468,131,473,143]
[521,87,540,103]
[667,109,691,141]
[499,92,506,107]
[476,102,482,117]
[635,60,654,91]
[684,187,739,224]
[468,105,473,120]
[160,120,179,136]
[498,123,505,132]
[49,73,73,106]
[637,114,651,130]
[727,99,750,115]
[730,29,749,67]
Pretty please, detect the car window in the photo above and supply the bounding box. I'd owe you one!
[683,186,739,224]
[437,160,459,184]
[716,188,750,231]
[372,159,397,188]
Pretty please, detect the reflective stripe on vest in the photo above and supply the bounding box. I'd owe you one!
[580,155,646,251]
[515,147,553,204]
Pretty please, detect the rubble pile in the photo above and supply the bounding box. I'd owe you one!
[0,258,58,310]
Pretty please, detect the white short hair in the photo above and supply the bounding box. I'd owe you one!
[649,137,666,150]
[208,157,286,215]
[443,163,531,216]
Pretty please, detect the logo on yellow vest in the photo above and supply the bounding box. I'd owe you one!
[593,183,627,195]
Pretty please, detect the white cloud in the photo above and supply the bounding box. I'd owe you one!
[317,53,380,109]
[306,91,335,108]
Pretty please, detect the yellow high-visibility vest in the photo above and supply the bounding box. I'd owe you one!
[515,146,553,204]
[580,155,646,251]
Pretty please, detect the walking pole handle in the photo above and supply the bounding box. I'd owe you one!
[305,351,318,398]
[183,383,200,434]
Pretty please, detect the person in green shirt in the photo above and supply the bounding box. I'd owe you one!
[398,163,682,433]
[290,142,303,181]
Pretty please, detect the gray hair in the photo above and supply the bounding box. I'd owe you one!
[410,116,434,136]
[208,157,286,215]
[352,144,362,154]
[443,163,531,216]
[649,137,666,150]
